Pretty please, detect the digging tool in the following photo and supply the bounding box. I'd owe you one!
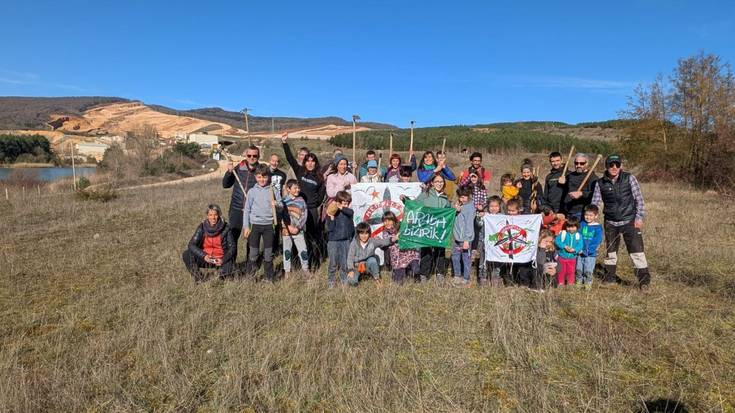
[389,132,393,156]
[558,145,575,185]
[577,154,603,192]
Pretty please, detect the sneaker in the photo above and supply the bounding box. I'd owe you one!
[478,277,488,287]
[419,275,428,283]
[328,281,336,289]
[584,284,592,290]
[639,283,651,292]
[452,276,464,285]
[436,274,445,285]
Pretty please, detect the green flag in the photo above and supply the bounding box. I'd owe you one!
[398,198,456,249]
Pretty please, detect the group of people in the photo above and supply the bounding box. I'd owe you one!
[183,135,651,290]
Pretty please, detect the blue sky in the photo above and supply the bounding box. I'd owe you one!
[1,0,733,126]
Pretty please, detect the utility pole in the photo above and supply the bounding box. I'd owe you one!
[241,108,251,145]
[352,114,360,166]
[71,141,77,191]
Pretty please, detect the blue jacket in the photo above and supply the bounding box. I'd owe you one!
[417,164,456,184]
[453,202,476,243]
[554,230,583,259]
[579,221,603,257]
[326,207,355,241]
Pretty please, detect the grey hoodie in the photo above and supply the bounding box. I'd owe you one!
[347,237,393,271]
[243,184,281,228]
[453,202,476,243]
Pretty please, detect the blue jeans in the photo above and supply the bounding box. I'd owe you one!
[451,242,472,281]
[358,256,380,280]
[576,255,597,285]
[327,240,351,285]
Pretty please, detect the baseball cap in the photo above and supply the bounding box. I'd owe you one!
[367,160,378,168]
[605,154,622,167]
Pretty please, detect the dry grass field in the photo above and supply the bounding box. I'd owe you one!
[1,151,734,412]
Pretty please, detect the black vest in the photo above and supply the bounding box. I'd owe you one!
[597,171,636,222]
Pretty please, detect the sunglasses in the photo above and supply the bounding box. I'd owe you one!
[246,154,258,158]
[574,161,587,165]
[607,162,621,168]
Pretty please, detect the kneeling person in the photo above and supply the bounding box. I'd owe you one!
[347,222,396,283]
[183,204,235,282]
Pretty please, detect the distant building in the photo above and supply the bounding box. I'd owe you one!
[75,142,110,161]
[98,135,125,145]
[186,133,220,149]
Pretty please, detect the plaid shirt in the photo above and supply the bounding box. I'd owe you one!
[592,173,645,226]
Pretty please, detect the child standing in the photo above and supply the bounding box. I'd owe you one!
[500,173,519,203]
[243,164,281,282]
[576,204,603,289]
[281,179,309,277]
[380,212,419,284]
[325,191,355,288]
[451,187,476,286]
[483,196,505,287]
[554,217,583,287]
[360,159,383,183]
[347,222,396,283]
[532,229,558,290]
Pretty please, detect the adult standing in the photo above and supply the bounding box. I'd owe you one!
[516,162,544,214]
[222,145,260,260]
[325,154,357,199]
[458,152,492,188]
[591,155,651,289]
[416,151,456,184]
[412,174,451,284]
[282,133,327,262]
[560,153,598,220]
[543,151,564,213]
[384,153,417,182]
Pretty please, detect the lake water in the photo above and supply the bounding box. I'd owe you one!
[0,167,97,182]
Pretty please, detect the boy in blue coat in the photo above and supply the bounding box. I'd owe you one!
[576,205,603,289]
[554,217,583,287]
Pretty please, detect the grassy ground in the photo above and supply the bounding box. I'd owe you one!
[1,152,734,412]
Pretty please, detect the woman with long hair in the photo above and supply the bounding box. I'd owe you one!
[413,174,451,283]
[416,150,456,184]
[384,152,417,182]
[282,134,327,264]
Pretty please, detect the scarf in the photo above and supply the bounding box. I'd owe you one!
[203,218,225,237]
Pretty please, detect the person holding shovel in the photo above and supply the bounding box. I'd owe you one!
[560,153,598,221]
[223,145,260,261]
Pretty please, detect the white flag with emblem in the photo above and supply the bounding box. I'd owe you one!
[483,214,543,263]
[350,182,423,236]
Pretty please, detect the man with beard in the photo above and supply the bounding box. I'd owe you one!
[223,145,260,261]
[559,153,597,221]
[543,151,564,212]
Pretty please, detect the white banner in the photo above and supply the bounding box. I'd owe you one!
[350,182,423,236]
[483,214,543,263]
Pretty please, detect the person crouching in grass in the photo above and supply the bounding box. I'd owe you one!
[379,211,419,284]
[347,222,396,285]
[554,217,583,287]
[534,229,558,290]
[325,190,355,288]
[243,164,281,282]
[183,204,236,282]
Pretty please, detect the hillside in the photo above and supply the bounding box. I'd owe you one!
[0,97,394,136]
[149,105,395,132]
[0,96,129,130]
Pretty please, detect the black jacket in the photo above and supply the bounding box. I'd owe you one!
[517,178,544,214]
[223,162,258,211]
[187,221,236,263]
[543,167,564,212]
[561,171,597,216]
[283,142,326,209]
[325,207,355,241]
[596,171,636,223]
